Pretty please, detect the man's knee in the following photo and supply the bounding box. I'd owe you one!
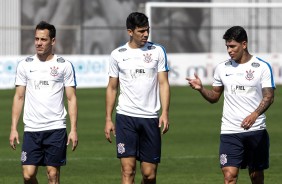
[142,171,156,184]
[222,167,239,183]
[23,173,36,183]
[47,166,60,183]
[22,165,38,183]
[121,164,136,178]
[142,169,156,180]
[223,171,238,183]
[141,162,157,183]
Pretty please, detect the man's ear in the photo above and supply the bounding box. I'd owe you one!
[127,29,133,37]
[52,37,56,46]
[242,41,247,49]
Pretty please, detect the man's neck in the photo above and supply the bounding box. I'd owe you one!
[237,52,252,64]
[37,53,54,61]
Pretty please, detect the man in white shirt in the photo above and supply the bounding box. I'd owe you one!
[104,12,170,184]
[187,26,275,184]
[9,21,78,184]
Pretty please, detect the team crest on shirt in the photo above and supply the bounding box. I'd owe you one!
[220,154,227,165]
[245,69,255,81]
[143,53,152,63]
[117,143,125,154]
[50,66,59,76]
[21,151,27,162]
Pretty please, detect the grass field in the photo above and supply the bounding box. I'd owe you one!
[0,86,281,183]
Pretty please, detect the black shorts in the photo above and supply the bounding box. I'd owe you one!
[115,113,161,163]
[21,128,67,166]
[219,129,269,170]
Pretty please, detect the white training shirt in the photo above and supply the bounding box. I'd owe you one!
[213,56,275,134]
[109,42,169,118]
[15,54,77,131]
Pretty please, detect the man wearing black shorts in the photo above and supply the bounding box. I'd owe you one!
[187,26,275,184]
[9,21,78,184]
[104,12,170,184]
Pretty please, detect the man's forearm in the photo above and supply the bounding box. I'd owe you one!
[255,87,274,115]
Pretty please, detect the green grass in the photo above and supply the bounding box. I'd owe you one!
[0,86,281,183]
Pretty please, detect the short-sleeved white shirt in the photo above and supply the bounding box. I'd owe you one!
[15,54,77,131]
[109,42,169,118]
[213,56,275,134]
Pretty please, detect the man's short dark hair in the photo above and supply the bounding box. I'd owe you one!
[126,12,149,30]
[223,26,248,43]
[35,21,56,39]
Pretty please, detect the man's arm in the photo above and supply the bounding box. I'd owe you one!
[186,73,223,103]
[198,86,223,104]
[241,87,275,129]
[255,87,275,115]
[104,77,119,143]
[9,86,26,150]
[158,71,170,134]
[65,86,78,151]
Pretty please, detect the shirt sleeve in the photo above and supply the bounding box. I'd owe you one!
[157,45,169,72]
[15,60,27,86]
[212,64,223,86]
[108,53,119,78]
[64,61,77,87]
[261,62,276,89]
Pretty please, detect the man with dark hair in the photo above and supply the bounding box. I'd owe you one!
[187,26,275,184]
[9,21,78,184]
[105,12,170,184]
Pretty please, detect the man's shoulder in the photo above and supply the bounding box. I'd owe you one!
[217,59,233,67]
[56,55,67,63]
[146,41,164,49]
[53,55,73,66]
[213,59,233,75]
[16,55,36,67]
[22,55,36,63]
[145,42,166,53]
[253,56,271,67]
[112,43,128,54]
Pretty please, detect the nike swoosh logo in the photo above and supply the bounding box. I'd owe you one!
[123,58,130,61]
[225,74,233,76]
[30,70,37,73]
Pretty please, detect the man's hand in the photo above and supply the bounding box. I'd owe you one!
[241,112,259,130]
[9,130,20,150]
[159,114,169,134]
[67,131,78,151]
[104,120,116,143]
[186,73,203,91]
